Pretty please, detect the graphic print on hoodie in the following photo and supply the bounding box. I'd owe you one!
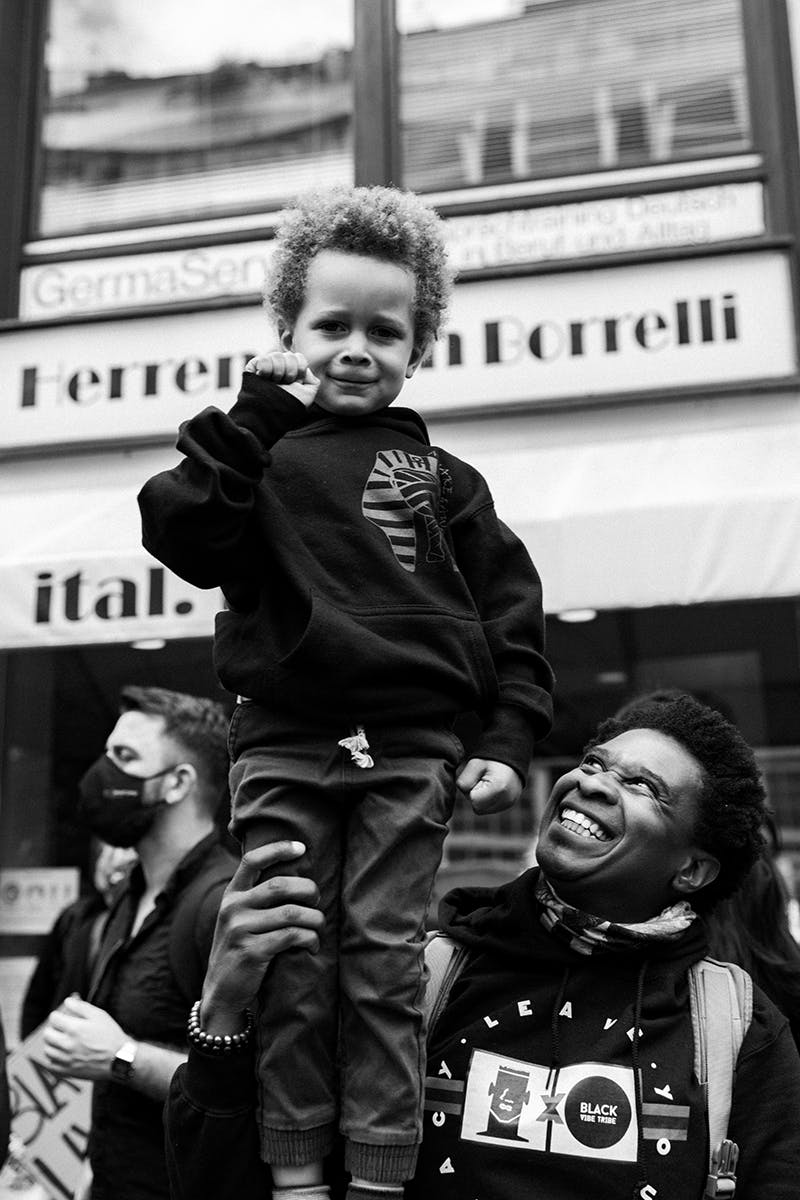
[362,448,450,573]
[407,869,714,1200]
[433,1047,690,1158]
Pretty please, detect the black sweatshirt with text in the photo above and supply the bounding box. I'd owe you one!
[164,869,800,1200]
[406,869,800,1200]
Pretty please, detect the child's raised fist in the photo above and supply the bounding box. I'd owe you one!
[244,351,320,407]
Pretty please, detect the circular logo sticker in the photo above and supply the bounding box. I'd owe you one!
[563,1076,632,1149]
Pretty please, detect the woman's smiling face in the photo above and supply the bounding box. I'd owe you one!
[536,728,718,922]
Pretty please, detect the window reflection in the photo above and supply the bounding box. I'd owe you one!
[398,0,751,193]
[37,0,354,237]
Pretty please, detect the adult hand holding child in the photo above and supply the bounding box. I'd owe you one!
[199,840,323,1037]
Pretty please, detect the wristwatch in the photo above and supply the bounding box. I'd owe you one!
[111,1039,138,1083]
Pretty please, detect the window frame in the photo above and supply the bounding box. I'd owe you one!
[1,0,799,333]
[0,0,47,317]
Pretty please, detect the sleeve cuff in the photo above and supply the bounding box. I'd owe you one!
[228,373,309,443]
[180,1046,256,1113]
[471,698,551,780]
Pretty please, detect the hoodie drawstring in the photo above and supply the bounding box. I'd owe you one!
[550,966,571,1070]
[338,725,374,769]
[550,960,652,1200]
[631,960,650,1200]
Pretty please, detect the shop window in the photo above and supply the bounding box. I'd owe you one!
[398,0,751,193]
[34,0,354,238]
[437,597,800,903]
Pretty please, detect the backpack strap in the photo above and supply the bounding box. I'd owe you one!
[425,941,755,1177]
[423,932,472,1033]
[689,957,753,1172]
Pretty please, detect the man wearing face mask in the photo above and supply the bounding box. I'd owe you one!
[42,685,235,1200]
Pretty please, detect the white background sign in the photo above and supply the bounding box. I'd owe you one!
[21,240,274,321]
[0,956,37,1051]
[0,553,223,649]
[444,182,765,271]
[19,184,765,321]
[6,1023,93,1200]
[0,870,79,936]
[0,250,795,451]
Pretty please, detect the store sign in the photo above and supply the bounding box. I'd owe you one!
[0,555,223,649]
[0,869,79,935]
[20,239,274,321]
[0,250,795,450]
[19,185,764,321]
[6,1023,92,1200]
[419,250,797,410]
[444,182,765,271]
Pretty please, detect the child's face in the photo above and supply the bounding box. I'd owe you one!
[279,249,424,417]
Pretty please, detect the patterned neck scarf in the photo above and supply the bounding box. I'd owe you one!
[535,874,696,956]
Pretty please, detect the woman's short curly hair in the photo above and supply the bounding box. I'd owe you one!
[590,692,766,912]
[265,185,454,351]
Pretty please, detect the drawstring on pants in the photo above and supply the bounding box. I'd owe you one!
[338,725,374,769]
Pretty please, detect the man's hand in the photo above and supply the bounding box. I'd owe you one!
[244,351,319,407]
[42,996,127,1081]
[457,758,523,815]
[200,840,324,1035]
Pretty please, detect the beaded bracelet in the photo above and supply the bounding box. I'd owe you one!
[187,1000,254,1054]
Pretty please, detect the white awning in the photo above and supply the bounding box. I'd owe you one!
[473,418,800,613]
[0,467,221,649]
[0,415,798,649]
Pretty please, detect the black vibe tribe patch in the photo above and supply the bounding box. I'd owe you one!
[424,1049,690,1163]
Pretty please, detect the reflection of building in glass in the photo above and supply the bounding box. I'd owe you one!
[37,0,751,236]
[39,51,353,234]
[400,0,750,191]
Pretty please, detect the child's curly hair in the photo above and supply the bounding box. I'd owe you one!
[266,185,454,351]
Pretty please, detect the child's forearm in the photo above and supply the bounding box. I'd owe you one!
[138,376,308,587]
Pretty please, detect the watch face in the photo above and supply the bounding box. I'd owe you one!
[111,1058,133,1081]
[112,1041,136,1081]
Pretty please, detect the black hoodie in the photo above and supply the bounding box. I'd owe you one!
[138,376,554,776]
[407,868,800,1200]
[164,868,800,1200]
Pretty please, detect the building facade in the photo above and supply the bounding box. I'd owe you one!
[2,0,800,1043]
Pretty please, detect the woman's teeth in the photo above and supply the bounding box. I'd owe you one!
[560,808,610,841]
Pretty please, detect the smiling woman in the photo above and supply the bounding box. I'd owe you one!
[164,691,800,1200]
[536,725,717,923]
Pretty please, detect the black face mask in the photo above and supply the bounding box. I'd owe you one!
[77,756,178,848]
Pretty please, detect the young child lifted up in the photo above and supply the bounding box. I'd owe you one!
[138,185,554,1200]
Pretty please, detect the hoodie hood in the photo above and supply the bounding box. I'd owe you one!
[438,866,709,970]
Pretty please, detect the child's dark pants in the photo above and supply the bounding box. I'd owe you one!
[227,703,462,1184]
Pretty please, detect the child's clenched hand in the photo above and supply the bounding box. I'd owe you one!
[457,758,523,815]
[245,351,320,407]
